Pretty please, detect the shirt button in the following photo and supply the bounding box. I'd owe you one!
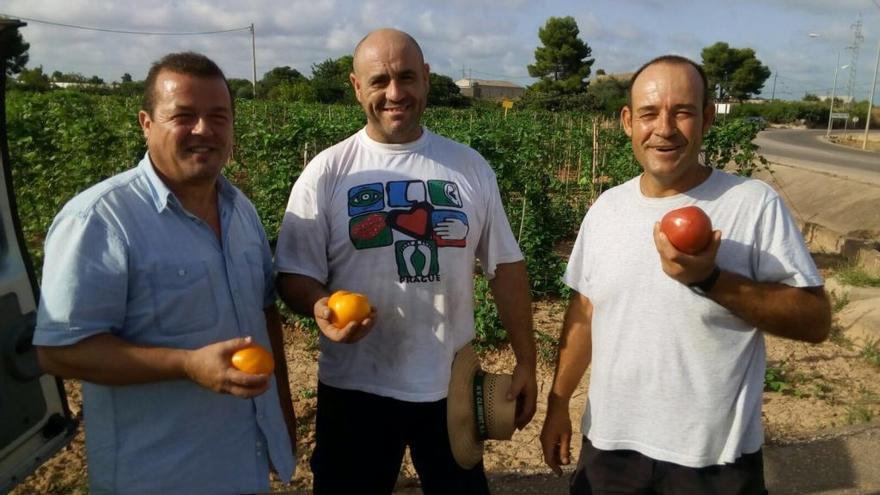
[256,441,263,447]
[177,269,186,276]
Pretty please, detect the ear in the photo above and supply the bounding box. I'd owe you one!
[620,105,633,137]
[349,72,362,100]
[423,63,431,90]
[702,103,716,133]
[138,110,151,139]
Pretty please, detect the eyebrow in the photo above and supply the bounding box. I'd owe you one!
[172,104,232,114]
[635,103,699,113]
[368,69,417,85]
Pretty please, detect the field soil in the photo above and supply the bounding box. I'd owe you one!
[11,254,880,494]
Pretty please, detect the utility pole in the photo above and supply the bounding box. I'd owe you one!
[250,23,257,99]
[827,52,849,138]
[770,72,778,101]
[842,14,864,137]
[864,40,879,150]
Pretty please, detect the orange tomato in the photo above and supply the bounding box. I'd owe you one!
[231,344,275,374]
[328,290,371,328]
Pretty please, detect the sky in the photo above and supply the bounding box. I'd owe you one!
[3,0,879,101]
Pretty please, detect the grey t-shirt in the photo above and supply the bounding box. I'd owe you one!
[564,169,822,467]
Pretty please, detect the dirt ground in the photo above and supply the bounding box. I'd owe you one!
[826,133,880,152]
[11,253,880,494]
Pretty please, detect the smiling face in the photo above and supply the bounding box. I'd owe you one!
[621,61,715,197]
[350,29,430,144]
[138,70,233,188]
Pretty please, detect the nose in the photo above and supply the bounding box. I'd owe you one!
[386,78,404,102]
[192,117,213,136]
[653,110,677,138]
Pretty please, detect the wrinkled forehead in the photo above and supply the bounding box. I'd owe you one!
[354,32,424,74]
[631,62,704,107]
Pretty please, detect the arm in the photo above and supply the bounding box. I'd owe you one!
[36,333,270,397]
[265,304,297,452]
[276,272,376,343]
[488,260,537,429]
[540,291,593,476]
[653,225,832,343]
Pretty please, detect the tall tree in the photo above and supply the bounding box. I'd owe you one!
[228,78,255,99]
[15,65,51,91]
[0,25,29,75]
[310,55,355,104]
[527,16,594,94]
[428,73,468,107]
[701,42,771,101]
[257,66,305,98]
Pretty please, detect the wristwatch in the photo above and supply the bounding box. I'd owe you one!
[689,266,721,296]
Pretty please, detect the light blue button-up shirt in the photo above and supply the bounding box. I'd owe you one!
[34,154,295,495]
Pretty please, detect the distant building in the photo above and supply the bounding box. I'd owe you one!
[455,79,525,100]
[50,81,107,90]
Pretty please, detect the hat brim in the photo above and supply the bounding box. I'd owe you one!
[447,345,483,469]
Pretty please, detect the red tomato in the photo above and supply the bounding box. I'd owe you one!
[660,206,713,255]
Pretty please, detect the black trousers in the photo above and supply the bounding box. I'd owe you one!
[570,437,768,495]
[310,382,490,495]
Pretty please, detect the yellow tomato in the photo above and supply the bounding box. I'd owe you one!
[231,344,275,374]
[328,290,371,328]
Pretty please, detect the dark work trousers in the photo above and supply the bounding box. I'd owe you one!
[570,436,768,495]
[310,381,491,495]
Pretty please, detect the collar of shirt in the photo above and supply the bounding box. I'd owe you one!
[137,152,236,213]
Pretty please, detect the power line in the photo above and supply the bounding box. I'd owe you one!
[0,12,250,36]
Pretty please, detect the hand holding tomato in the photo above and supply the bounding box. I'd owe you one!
[660,206,713,255]
[653,219,721,286]
[231,344,275,374]
[183,336,271,398]
[314,290,376,343]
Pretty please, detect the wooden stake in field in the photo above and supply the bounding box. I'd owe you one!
[518,186,528,242]
[591,117,599,204]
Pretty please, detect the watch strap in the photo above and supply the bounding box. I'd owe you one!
[689,266,721,295]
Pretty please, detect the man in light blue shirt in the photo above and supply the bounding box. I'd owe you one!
[33,52,296,494]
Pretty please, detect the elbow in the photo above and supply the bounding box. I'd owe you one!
[804,304,833,344]
[800,288,833,344]
[36,346,66,377]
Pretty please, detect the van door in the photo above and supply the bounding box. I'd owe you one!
[0,18,77,492]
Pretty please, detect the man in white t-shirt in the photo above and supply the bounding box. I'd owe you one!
[540,55,831,494]
[275,28,537,494]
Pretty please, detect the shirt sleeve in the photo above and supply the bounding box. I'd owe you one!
[474,165,523,279]
[753,195,824,288]
[274,159,330,284]
[34,211,128,346]
[563,210,593,297]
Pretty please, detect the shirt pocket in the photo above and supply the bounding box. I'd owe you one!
[239,249,270,308]
[149,260,218,336]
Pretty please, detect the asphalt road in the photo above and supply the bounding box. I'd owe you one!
[753,129,880,183]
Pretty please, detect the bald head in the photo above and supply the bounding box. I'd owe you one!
[353,28,425,75]
[348,28,430,144]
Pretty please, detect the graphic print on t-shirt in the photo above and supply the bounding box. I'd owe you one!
[348,179,468,283]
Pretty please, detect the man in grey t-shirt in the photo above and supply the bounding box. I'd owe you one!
[540,55,831,494]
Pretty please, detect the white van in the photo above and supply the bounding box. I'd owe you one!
[0,18,78,492]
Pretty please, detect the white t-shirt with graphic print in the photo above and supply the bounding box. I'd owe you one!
[275,128,523,402]
[564,169,823,468]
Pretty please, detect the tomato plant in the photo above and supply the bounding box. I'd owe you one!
[660,205,713,255]
[231,344,275,374]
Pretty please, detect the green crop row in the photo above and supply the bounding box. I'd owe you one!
[6,90,762,347]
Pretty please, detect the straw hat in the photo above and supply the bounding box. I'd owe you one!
[447,344,516,469]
